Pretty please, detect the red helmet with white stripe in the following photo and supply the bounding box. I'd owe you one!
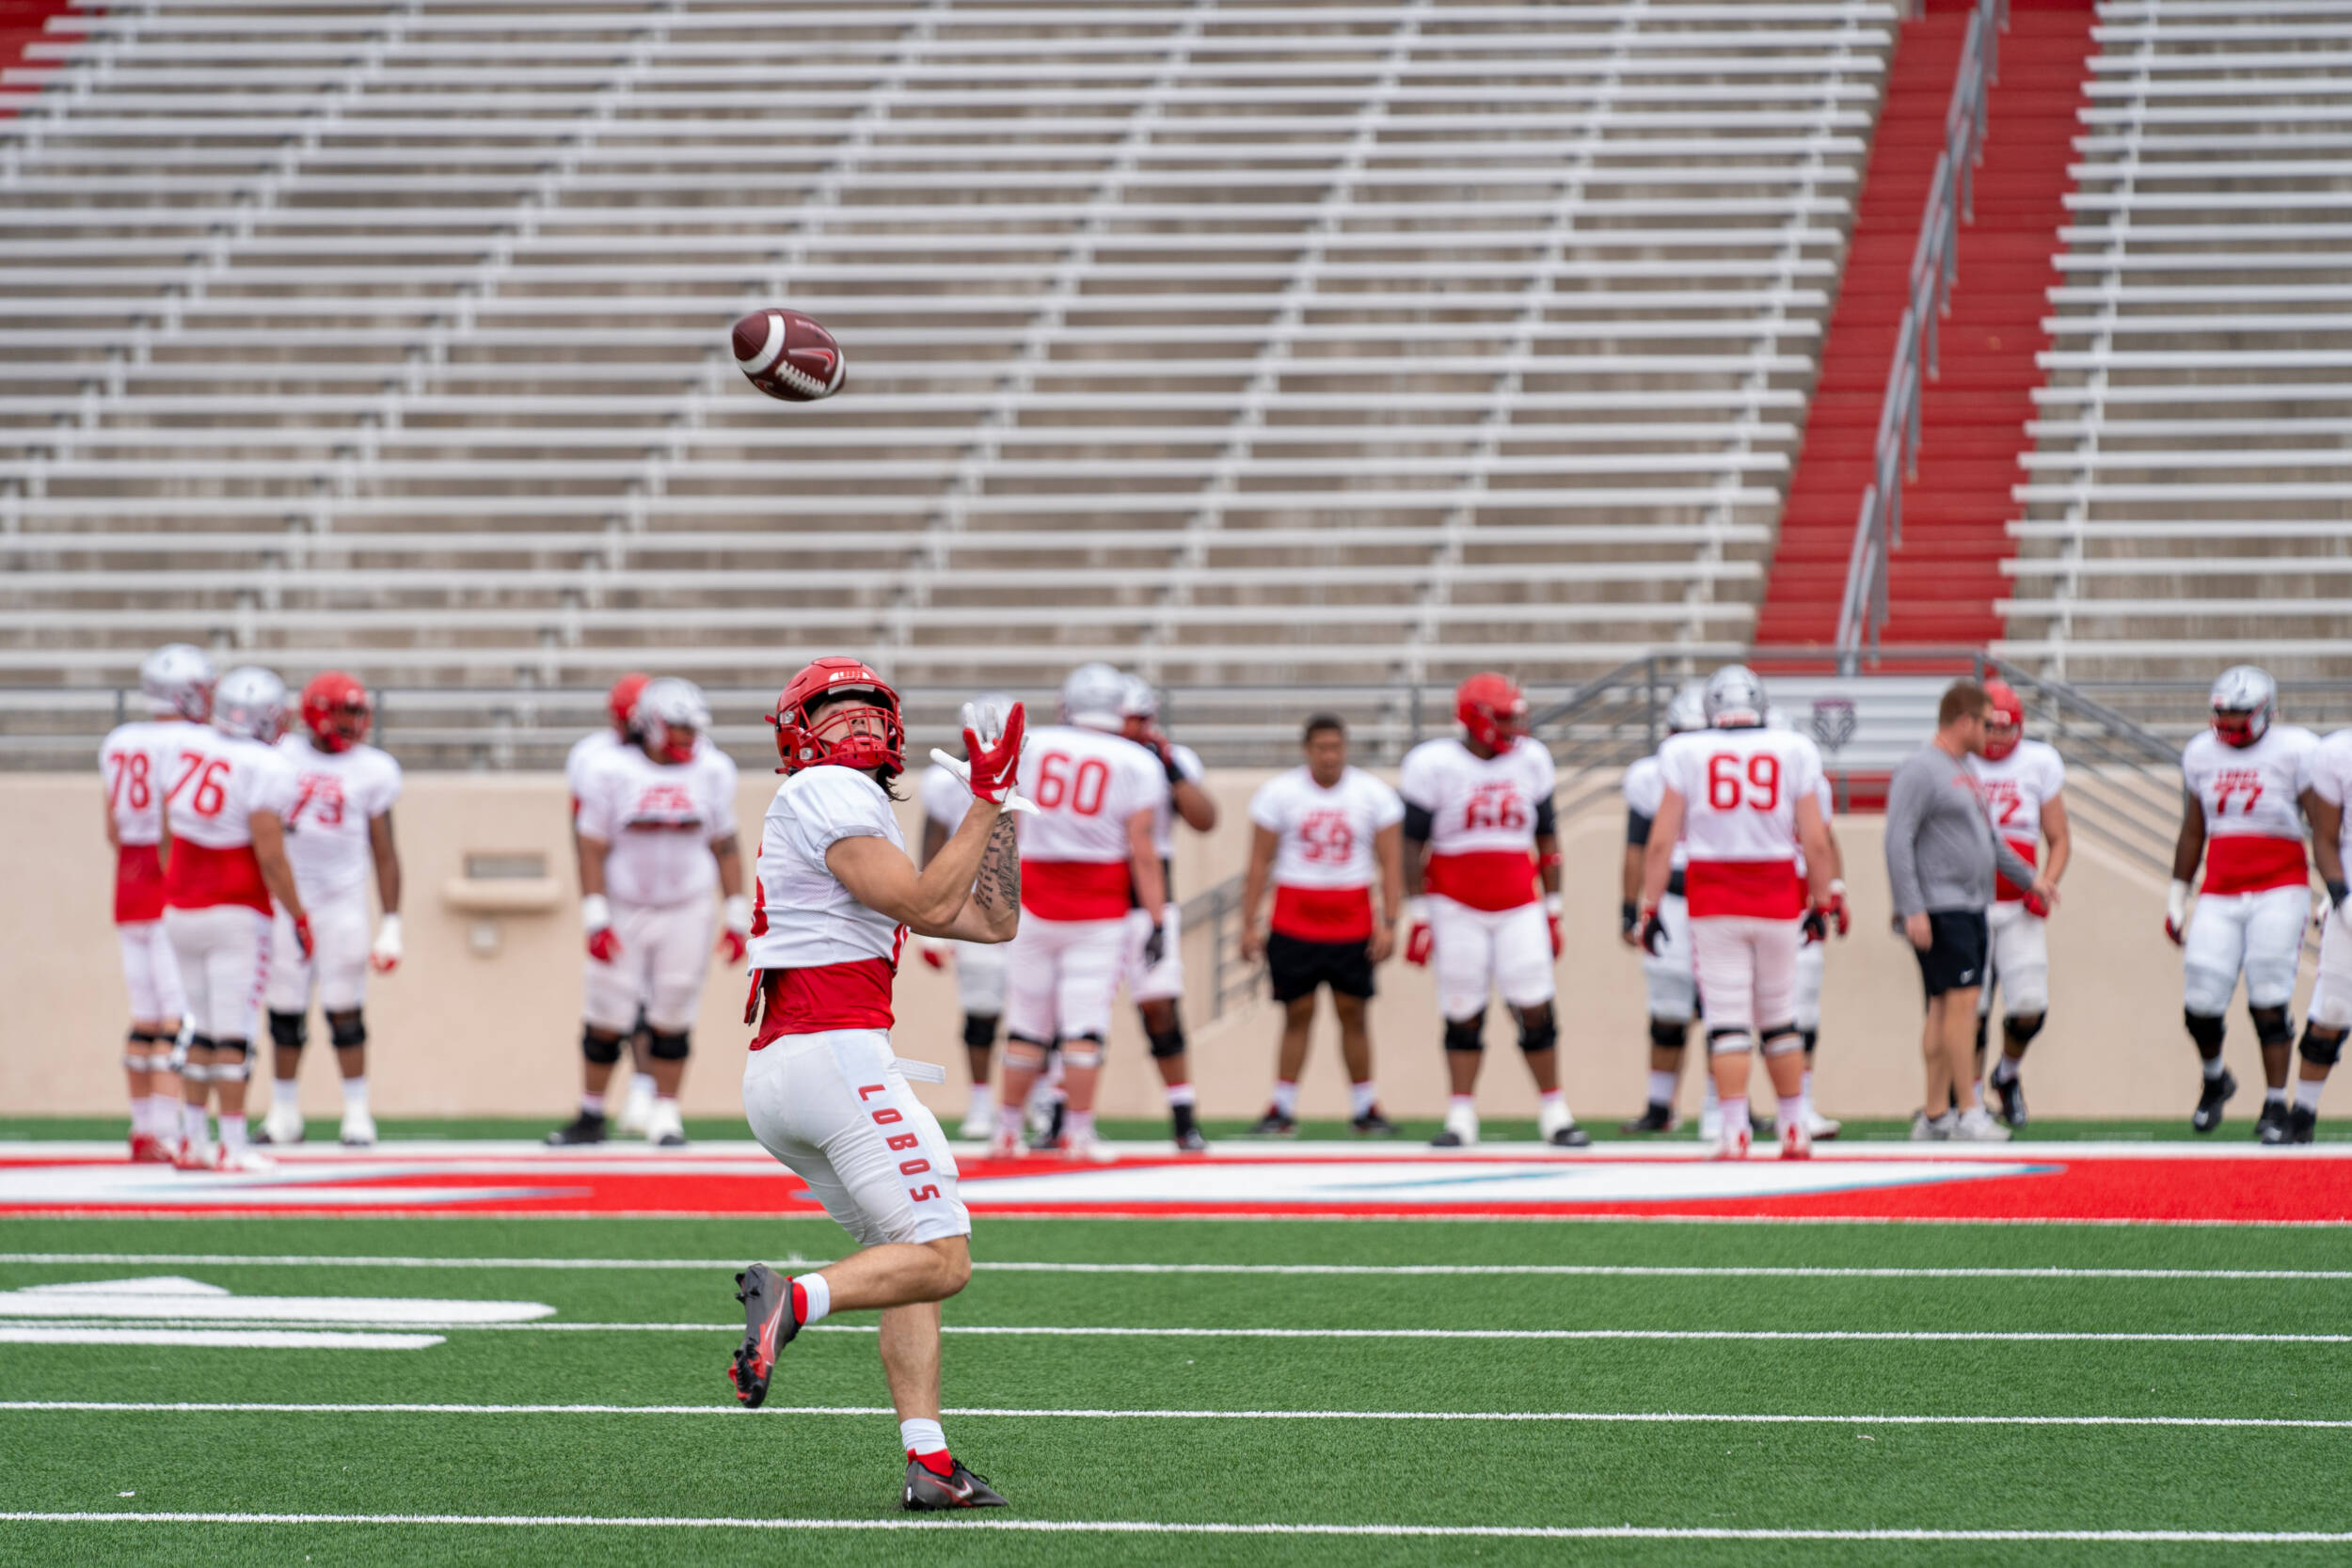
[300,670,373,753]
[769,657,904,776]
[1981,679,2023,762]
[1454,672,1528,753]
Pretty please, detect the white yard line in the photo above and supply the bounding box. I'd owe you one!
[6,1253,2350,1282]
[9,1401,2352,1430]
[4,1511,2350,1543]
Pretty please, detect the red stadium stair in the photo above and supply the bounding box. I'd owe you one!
[1755,0,2097,652]
[0,0,80,115]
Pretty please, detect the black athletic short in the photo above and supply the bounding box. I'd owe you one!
[1267,930,1375,1003]
[1914,909,1990,997]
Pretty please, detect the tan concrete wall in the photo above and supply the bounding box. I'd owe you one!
[3,771,2294,1124]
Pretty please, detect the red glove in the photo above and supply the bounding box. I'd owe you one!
[717,927,747,965]
[587,927,622,964]
[919,939,950,971]
[1823,880,1850,937]
[1544,894,1564,958]
[291,912,314,961]
[2022,889,2052,919]
[963,699,1026,805]
[1402,897,1433,966]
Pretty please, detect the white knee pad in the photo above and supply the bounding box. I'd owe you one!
[1061,1038,1104,1071]
[1708,1028,1754,1057]
[2183,965,2239,1018]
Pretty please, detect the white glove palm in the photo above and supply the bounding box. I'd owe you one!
[370,912,403,974]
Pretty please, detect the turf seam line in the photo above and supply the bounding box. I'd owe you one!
[15,1402,2352,1429]
[6,1513,2352,1542]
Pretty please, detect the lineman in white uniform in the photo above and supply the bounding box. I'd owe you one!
[992,663,1168,1162]
[915,695,1016,1140]
[566,672,660,1133]
[1618,683,1705,1132]
[2295,727,2352,1144]
[1636,665,1840,1161]
[161,666,310,1172]
[552,677,748,1148]
[726,656,1019,1512]
[1399,672,1586,1149]
[1119,673,1218,1151]
[1780,712,1848,1144]
[101,643,212,1163]
[2167,666,2319,1140]
[1965,679,2069,1128]
[262,671,404,1148]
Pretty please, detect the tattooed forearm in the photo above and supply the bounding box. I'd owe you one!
[972,813,1020,930]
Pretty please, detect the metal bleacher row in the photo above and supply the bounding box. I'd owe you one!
[2006,0,2352,690]
[0,0,1893,766]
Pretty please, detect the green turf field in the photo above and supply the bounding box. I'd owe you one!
[4,1212,2350,1565]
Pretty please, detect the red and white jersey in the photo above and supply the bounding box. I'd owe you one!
[276,734,403,905]
[2308,730,2352,865]
[1015,724,1163,922]
[1622,753,1687,872]
[1248,765,1404,942]
[747,764,907,1032]
[1148,742,1205,861]
[102,718,189,925]
[1967,739,2065,902]
[160,726,297,915]
[1399,736,1555,911]
[565,729,628,817]
[574,743,739,907]
[1657,725,1823,919]
[918,759,971,836]
[2184,724,2317,895]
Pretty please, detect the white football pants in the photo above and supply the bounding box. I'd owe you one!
[1978,900,2051,1021]
[1123,903,1185,1005]
[1640,893,1695,1024]
[582,898,715,1034]
[951,939,1008,1017]
[266,894,372,1015]
[1691,914,1801,1039]
[2308,906,2352,1030]
[163,903,271,1041]
[1431,895,1555,1021]
[742,1027,970,1247]
[118,920,185,1022]
[1004,913,1127,1043]
[2183,884,2309,1016]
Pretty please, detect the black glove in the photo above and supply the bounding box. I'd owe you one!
[2330,878,2350,913]
[1639,907,1667,957]
[1142,924,1167,966]
[1801,907,1827,945]
[1620,900,1639,937]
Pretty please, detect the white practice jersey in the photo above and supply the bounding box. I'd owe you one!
[1622,753,1687,871]
[161,726,298,913]
[2183,725,2316,895]
[918,759,970,836]
[575,744,739,907]
[276,734,404,903]
[1968,738,2064,899]
[1657,725,1823,919]
[1250,765,1404,892]
[101,719,186,847]
[565,729,628,813]
[1398,735,1556,911]
[2306,729,2352,866]
[1016,724,1163,921]
[748,764,906,974]
[1148,742,1205,860]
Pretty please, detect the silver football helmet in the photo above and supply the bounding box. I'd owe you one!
[212,666,288,743]
[1060,661,1129,732]
[1663,682,1707,736]
[634,676,710,763]
[1703,663,1768,730]
[139,642,216,721]
[2209,664,2276,749]
[1117,673,1161,721]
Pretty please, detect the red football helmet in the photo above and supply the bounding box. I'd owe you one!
[769,656,904,776]
[1455,672,1528,753]
[1981,679,2023,762]
[300,671,372,752]
[607,672,651,737]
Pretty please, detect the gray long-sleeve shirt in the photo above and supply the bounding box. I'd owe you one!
[1883,741,2037,917]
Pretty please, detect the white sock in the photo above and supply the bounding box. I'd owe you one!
[967,1085,994,1113]
[1538,1089,1565,1114]
[1165,1083,1196,1110]
[1802,1068,1816,1101]
[580,1092,606,1117]
[126,1096,149,1137]
[341,1075,369,1111]
[2202,1055,2227,1081]
[1448,1094,1476,1117]
[1646,1069,1677,1107]
[1992,1056,2019,1085]
[1702,1078,1721,1114]
[794,1271,831,1326]
[273,1079,298,1117]
[1349,1080,1378,1119]
[148,1095,179,1135]
[2296,1079,2325,1113]
[899,1416,947,1457]
[2265,1086,2288,1108]
[1270,1080,1300,1117]
[182,1103,210,1144]
[1778,1091,1808,1132]
[630,1071,657,1102]
[1720,1096,1748,1137]
[1067,1109,1096,1144]
[217,1115,247,1151]
[655,1095,679,1114]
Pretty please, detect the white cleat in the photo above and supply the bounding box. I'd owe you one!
[958,1101,998,1142]
[261,1101,304,1148]
[1697,1105,1723,1143]
[1061,1131,1117,1164]
[1431,1103,1480,1148]
[1910,1111,1955,1142]
[1952,1105,2012,1143]
[339,1105,377,1148]
[211,1145,277,1174]
[1778,1123,1813,1162]
[1713,1123,1753,1162]
[1804,1106,1843,1141]
[644,1101,688,1148]
[988,1125,1025,1161]
[618,1080,657,1138]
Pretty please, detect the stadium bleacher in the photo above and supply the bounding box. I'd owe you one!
[2006,0,2352,690]
[0,0,1895,766]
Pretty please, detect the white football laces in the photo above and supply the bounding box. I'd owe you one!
[930,699,1039,816]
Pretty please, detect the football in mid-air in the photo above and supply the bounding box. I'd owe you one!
[730,308,846,403]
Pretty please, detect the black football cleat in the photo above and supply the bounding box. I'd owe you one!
[544,1111,607,1147]
[1351,1107,1398,1138]
[1427,1128,1467,1148]
[2257,1100,2292,1145]
[1749,1115,1777,1141]
[2192,1069,2237,1134]
[903,1456,1008,1512]
[1248,1106,1297,1136]
[1988,1071,2028,1129]
[1025,1099,1066,1152]
[1170,1104,1208,1152]
[727,1263,799,1408]
[1548,1122,1593,1148]
[2287,1104,2319,1145]
[1619,1102,1677,1134]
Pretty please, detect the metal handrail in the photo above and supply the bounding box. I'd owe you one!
[1835,0,2008,666]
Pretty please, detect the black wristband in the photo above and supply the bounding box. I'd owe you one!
[1163,752,1185,784]
[2330,879,2349,911]
[1620,900,1639,933]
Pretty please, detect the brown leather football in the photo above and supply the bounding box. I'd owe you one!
[730,309,847,403]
